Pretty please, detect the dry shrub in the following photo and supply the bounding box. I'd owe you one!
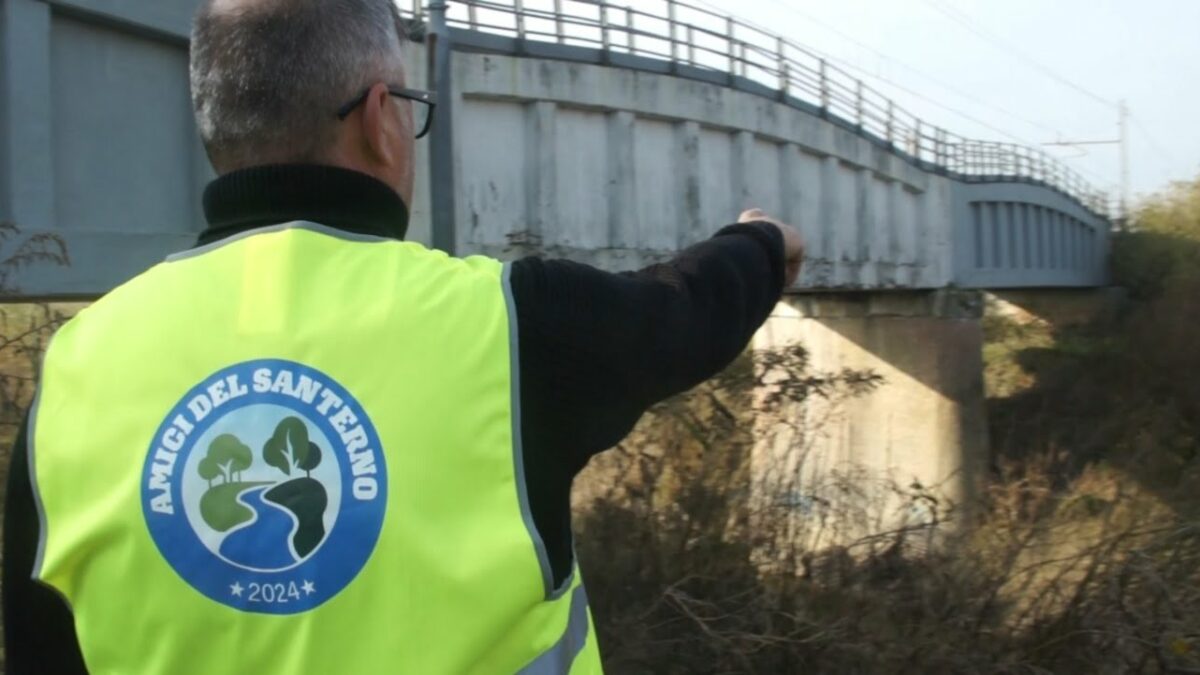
[0,222,72,675]
[0,221,73,450]
[573,342,1200,674]
[575,175,1200,675]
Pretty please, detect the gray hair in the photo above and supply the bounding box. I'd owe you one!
[190,0,407,171]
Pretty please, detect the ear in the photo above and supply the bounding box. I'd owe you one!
[358,82,396,166]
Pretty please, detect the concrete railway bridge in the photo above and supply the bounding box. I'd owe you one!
[0,0,1114,521]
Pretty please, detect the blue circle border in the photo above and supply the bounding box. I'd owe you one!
[141,359,388,614]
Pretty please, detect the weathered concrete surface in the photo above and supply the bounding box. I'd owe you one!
[448,50,1107,290]
[0,9,432,296]
[751,291,989,535]
[452,51,955,289]
[1,8,1108,293]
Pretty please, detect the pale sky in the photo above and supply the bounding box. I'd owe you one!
[692,0,1200,204]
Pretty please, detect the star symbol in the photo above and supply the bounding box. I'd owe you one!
[230,582,244,597]
[301,580,315,596]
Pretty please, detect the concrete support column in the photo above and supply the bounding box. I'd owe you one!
[0,0,55,229]
[731,130,754,213]
[915,182,939,286]
[817,155,840,285]
[752,290,988,543]
[1080,220,1089,273]
[1054,212,1065,270]
[888,180,907,285]
[1012,204,1023,269]
[675,120,702,247]
[523,101,557,246]
[855,168,877,287]
[778,143,801,240]
[997,205,1007,271]
[1018,204,1031,269]
[605,111,637,250]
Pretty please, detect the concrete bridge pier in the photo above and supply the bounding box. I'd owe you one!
[751,290,989,541]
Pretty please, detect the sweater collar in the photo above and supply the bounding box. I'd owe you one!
[197,164,409,246]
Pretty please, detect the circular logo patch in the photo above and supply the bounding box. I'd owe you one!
[141,359,387,614]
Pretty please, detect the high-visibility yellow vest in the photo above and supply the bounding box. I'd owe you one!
[29,222,603,674]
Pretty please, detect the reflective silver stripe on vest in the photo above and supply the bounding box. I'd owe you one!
[165,221,393,262]
[516,584,591,675]
[501,262,558,599]
[28,385,49,580]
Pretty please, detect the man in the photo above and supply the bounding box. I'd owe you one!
[2,0,804,672]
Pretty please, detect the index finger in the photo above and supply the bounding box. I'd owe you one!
[738,208,767,223]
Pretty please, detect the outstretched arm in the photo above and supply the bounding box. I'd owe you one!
[509,214,803,587]
[512,216,802,471]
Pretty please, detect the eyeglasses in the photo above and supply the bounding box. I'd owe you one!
[336,87,437,139]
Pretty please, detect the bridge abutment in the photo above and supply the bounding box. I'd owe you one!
[752,290,989,538]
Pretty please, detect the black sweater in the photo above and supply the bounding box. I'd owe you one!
[2,164,785,674]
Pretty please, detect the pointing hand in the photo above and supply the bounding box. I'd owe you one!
[739,208,804,287]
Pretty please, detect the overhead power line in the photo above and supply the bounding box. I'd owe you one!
[692,0,1119,191]
[820,58,1038,146]
[700,0,1070,139]
[921,0,1114,110]
[1130,115,1177,165]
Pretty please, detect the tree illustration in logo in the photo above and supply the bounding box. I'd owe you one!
[197,434,253,487]
[198,434,268,533]
[195,416,330,566]
[262,416,323,478]
[260,416,329,559]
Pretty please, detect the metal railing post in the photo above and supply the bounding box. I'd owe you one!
[776,37,787,96]
[427,1,456,254]
[601,3,611,54]
[414,0,424,22]
[554,0,564,43]
[726,17,736,76]
[855,79,864,130]
[514,0,526,43]
[818,58,829,115]
[688,25,696,65]
[467,2,478,30]
[668,0,679,63]
[626,7,634,52]
[886,99,895,146]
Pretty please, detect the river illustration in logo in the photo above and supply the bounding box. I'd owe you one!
[142,360,387,614]
[185,410,341,571]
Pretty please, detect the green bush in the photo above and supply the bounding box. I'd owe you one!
[1112,177,1200,300]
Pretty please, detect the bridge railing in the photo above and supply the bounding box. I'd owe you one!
[401,0,1111,217]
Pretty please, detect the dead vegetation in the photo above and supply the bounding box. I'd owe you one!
[572,177,1200,674]
[0,222,71,674]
